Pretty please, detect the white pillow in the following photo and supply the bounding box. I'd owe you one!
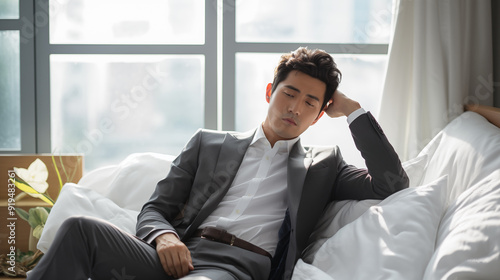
[301,153,429,262]
[303,175,448,280]
[38,184,139,253]
[423,170,500,279]
[419,111,500,202]
[78,152,175,211]
[38,152,175,253]
[301,199,380,263]
[402,153,428,188]
[293,259,335,280]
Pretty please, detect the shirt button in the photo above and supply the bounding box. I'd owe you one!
[235,209,240,214]
[266,156,270,161]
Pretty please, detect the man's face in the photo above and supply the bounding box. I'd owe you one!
[262,70,326,145]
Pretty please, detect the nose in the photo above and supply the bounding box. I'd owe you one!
[288,100,302,115]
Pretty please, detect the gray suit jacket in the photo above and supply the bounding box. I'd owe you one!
[136,112,409,279]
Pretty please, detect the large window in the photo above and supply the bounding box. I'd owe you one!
[0,0,393,171]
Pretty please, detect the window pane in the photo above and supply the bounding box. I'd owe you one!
[50,0,205,44]
[235,52,388,168]
[236,0,392,44]
[0,31,21,151]
[51,55,204,171]
[0,0,19,19]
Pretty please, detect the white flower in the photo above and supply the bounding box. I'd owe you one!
[14,158,49,195]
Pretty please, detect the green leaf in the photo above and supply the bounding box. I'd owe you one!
[27,207,49,228]
[9,178,55,205]
[15,208,30,222]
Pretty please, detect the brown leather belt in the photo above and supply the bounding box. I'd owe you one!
[193,227,272,259]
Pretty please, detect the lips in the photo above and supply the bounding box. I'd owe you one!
[282,117,297,126]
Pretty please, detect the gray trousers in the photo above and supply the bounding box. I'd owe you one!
[27,216,271,280]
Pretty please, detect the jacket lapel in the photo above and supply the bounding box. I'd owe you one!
[287,140,312,224]
[281,140,312,278]
[186,129,255,235]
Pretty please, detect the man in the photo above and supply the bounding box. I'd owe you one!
[28,47,408,280]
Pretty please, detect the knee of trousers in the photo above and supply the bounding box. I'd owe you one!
[59,216,104,239]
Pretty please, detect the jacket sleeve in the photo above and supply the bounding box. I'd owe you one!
[135,129,203,242]
[334,112,409,200]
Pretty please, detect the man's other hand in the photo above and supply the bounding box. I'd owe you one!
[325,90,361,118]
[155,232,194,278]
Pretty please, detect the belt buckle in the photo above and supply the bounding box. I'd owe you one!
[229,234,235,246]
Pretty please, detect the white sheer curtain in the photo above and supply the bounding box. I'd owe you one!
[379,0,493,160]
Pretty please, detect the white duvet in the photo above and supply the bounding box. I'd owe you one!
[293,112,500,279]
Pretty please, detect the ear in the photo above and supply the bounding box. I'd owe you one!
[265,83,272,103]
[312,111,324,125]
[311,104,328,125]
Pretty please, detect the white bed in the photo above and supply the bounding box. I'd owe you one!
[38,105,500,279]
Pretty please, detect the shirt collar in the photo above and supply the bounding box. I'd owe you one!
[250,124,300,153]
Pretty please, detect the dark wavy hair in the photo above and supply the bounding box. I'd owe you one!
[272,47,342,111]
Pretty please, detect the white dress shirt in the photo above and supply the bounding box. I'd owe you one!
[199,125,299,255]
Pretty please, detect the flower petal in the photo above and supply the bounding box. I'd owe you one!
[14,167,31,182]
[30,181,49,193]
[28,159,49,182]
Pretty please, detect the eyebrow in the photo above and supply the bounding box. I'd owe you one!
[284,85,321,102]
